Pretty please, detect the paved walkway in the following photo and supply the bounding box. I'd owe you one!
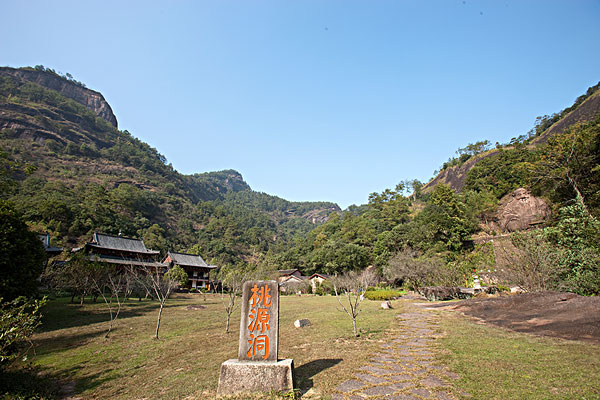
[331,303,464,400]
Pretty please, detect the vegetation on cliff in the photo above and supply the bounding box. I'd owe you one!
[0,67,338,266]
[1,65,599,295]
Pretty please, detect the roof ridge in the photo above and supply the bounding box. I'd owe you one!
[95,231,144,241]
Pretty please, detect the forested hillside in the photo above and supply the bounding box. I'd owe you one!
[1,65,598,295]
[272,82,600,295]
[0,66,339,265]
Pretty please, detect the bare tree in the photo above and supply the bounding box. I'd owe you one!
[43,251,95,304]
[218,264,250,333]
[131,264,187,339]
[44,254,132,338]
[496,232,566,292]
[383,248,459,290]
[90,265,131,338]
[332,269,374,337]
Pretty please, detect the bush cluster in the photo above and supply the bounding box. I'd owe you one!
[364,289,403,300]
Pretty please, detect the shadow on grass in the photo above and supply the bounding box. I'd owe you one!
[39,299,180,332]
[295,358,342,391]
[0,364,62,399]
[33,329,110,354]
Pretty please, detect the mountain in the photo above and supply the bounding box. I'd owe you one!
[0,66,339,264]
[422,81,600,193]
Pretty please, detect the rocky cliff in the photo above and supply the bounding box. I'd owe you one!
[422,148,500,193]
[423,83,600,193]
[0,67,117,127]
[532,89,600,144]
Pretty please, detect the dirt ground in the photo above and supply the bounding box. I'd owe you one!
[432,291,600,344]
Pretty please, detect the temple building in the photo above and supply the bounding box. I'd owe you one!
[75,232,163,268]
[39,233,63,258]
[162,251,217,289]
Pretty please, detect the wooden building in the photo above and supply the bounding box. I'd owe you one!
[76,232,162,268]
[277,269,302,283]
[308,273,332,292]
[162,251,217,289]
[39,233,63,258]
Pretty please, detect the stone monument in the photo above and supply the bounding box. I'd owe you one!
[217,280,294,396]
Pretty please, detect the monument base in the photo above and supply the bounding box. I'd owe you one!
[217,358,294,396]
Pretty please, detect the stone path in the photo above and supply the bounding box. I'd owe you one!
[331,303,464,400]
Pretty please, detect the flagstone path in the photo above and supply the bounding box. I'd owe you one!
[330,303,465,400]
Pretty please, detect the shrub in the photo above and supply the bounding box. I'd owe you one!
[383,248,462,290]
[364,289,402,300]
[0,297,46,368]
[496,284,510,292]
[312,280,334,296]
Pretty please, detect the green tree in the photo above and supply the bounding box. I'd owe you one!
[533,119,600,212]
[0,297,46,368]
[0,200,46,300]
[142,224,168,255]
[415,184,475,252]
[546,196,600,295]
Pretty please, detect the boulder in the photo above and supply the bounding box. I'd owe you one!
[294,319,311,328]
[185,304,206,310]
[493,188,551,233]
[381,301,392,309]
[421,286,461,301]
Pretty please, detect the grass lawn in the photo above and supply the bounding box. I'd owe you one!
[20,293,401,399]
[437,311,600,400]
[10,294,600,400]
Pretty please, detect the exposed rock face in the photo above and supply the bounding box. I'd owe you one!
[422,88,600,194]
[422,149,500,193]
[491,188,551,232]
[0,67,117,127]
[302,206,341,224]
[533,90,600,144]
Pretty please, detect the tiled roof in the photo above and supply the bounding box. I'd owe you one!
[309,273,332,280]
[281,275,305,283]
[166,252,216,268]
[39,233,63,253]
[278,269,300,276]
[89,232,159,254]
[88,254,164,268]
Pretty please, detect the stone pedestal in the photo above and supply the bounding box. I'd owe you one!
[217,359,294,396]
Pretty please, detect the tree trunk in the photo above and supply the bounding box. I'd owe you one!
[105,313,113,339]
[352,318,358,337]
[155,302,164,339]
[226,312,231,333]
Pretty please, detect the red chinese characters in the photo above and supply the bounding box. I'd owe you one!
[247,284,272,359]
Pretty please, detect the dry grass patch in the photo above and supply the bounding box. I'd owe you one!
[437,311,600,400]
[26,293,402,399]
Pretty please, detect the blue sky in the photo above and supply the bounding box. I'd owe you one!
[2,0,599,208]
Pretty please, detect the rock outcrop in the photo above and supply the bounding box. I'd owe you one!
[490,188,551,233]
[532,90,600,144]
[422,149,501,193]
[0,67,117,127]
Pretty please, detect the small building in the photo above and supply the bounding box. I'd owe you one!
[162,251,217,290]
[279,274,307,293]
[277,269,302,283]
[39,233,63,257]
[308,273,332,292]
[76,232,163,268]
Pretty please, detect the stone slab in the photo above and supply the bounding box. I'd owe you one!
[238,281,279,361]
[217,358,294,395]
